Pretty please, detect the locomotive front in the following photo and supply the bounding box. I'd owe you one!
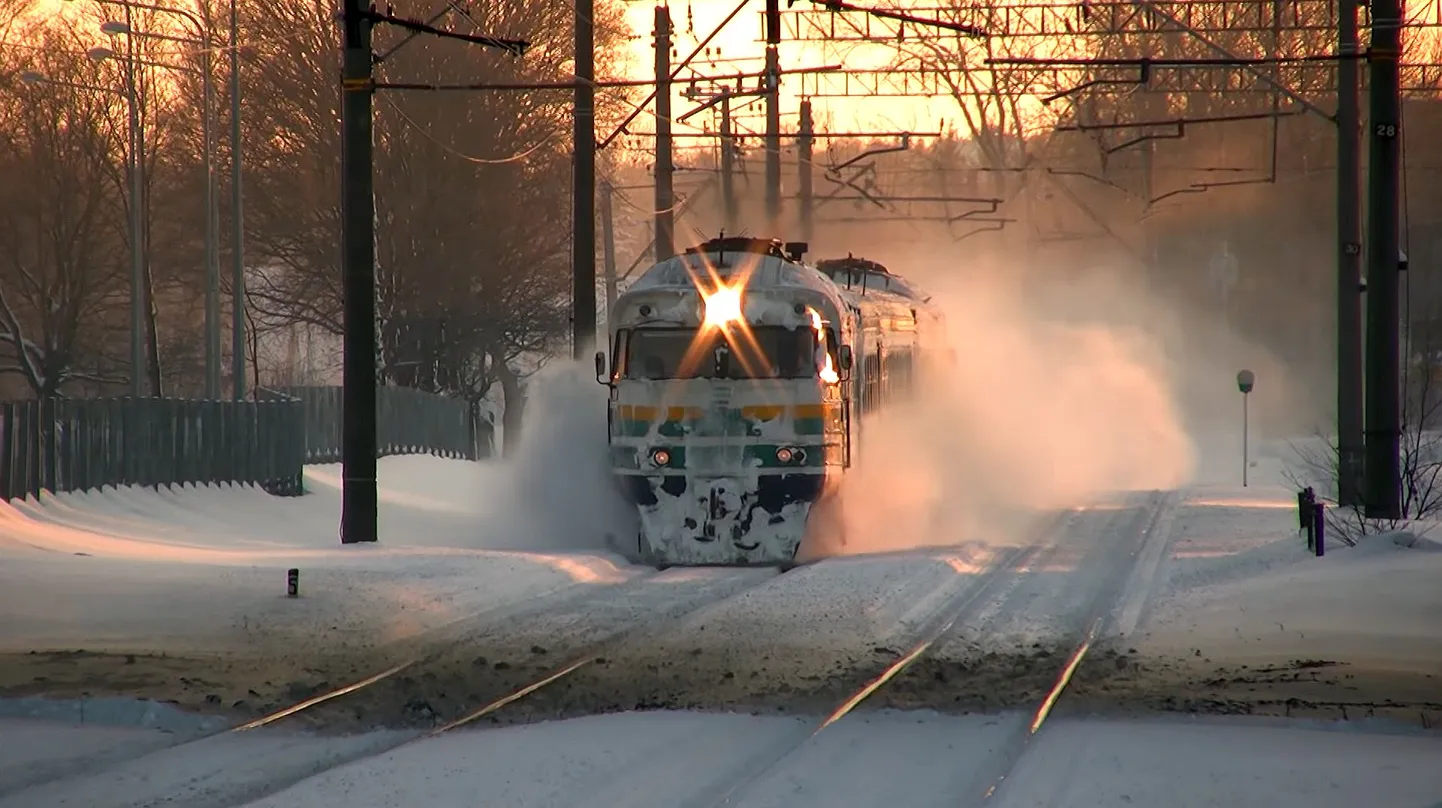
[595,238,853,567]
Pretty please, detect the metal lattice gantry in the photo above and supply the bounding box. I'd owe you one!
[772,0,1442,100]
[784,60,1442,97]
[781,0,1361,39]
[765,0,1439,522]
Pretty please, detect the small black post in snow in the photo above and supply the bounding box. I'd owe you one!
[287,568,299,597]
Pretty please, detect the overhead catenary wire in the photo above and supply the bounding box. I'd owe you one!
[598,0,751,152]
[379,95,563,164]
[9,25,329,57]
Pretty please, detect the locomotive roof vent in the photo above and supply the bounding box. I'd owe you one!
[815,254,891,276]
[684,234,808,263]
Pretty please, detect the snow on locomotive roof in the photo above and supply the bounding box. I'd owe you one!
[626,237,838,299]
[815,255,933,303]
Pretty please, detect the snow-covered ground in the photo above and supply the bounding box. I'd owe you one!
[0,454,1439,807]
[231,711,1442,808]
[0,456,641,714]
[1089,479,1442,722]
[1,710,1437,808]
[0,455,644,647]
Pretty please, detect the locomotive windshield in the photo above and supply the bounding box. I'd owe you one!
[622,326,835,380]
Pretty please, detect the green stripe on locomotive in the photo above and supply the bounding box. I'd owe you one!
[609,443,841,471]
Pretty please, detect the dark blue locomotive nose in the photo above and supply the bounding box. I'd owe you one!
[708,480,743,520]
[619,473,824,513]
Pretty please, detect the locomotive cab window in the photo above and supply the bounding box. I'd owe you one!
[624,326,823,380]
[610,330,631,380]
[816,327,841,378]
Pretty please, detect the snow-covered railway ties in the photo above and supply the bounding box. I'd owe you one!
[0,564,786,808]
[271,490,1172,808]
[0,492,1182,808]
[664,489,1178,808]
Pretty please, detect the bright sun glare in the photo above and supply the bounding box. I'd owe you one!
[702,285,743,328]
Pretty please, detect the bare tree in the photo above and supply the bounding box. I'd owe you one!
[1287,319,1442,544]
[0,27,131,397]
[237,0,632,433]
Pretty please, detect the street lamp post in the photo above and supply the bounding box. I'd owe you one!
[98,13,220,400]
[125,25,147,398]
[228,0,245,401]
[19,68,144,396]
[1237,369,1256,488]
[77,0,245,401]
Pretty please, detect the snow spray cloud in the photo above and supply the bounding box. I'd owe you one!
[832,260,1197,556]
[486,360,638,554]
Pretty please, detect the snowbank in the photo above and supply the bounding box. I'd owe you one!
[3,455,529,561]
[0,455,638,658]
[1136,483,1442,673]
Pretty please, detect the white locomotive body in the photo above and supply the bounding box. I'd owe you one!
[595,237,946,568]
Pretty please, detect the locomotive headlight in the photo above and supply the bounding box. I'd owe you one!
[702,285,744,328]
[776,447,803,464]
[651,448,672,467]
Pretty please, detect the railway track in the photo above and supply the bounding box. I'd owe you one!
[0,566,657,798]
[204,524,1064,808]
[967,489,1178,807]
[295,563,785,732]
[0,494,1178,808]
[677,540,1055,808]
[665,491,1172,808]
[0,561,791,808]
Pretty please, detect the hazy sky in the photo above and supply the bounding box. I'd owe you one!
[32,0,1440,155]
[25,0,961,139]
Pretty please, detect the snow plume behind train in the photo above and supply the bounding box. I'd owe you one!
[834,258,1198,556]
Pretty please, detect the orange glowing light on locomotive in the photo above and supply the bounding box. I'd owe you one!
[809,308,840,384]
[702,284,744,328]
[679,255,773,379]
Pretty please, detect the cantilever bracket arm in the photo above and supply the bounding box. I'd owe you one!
[829,136,912,173]
[1043,74,1146,105]
[1045,169,1136,199]
[1055,118,1185,155]
[1059,108,1305,134]
[1149,167,1286,210]
[947,199,1002,222]
[1148,186,1208,207]
[951,219,1013,242]
[1147,166,1286,211]
[678,88,752,125]
[1057,108,1305,156]
[357,9,529,55]
[814,137,915,210]
[1104,123,1186,155]
[822,165,887,209]
[1042,62,1151,106]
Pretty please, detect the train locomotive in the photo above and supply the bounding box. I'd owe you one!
[595,236,948,568]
